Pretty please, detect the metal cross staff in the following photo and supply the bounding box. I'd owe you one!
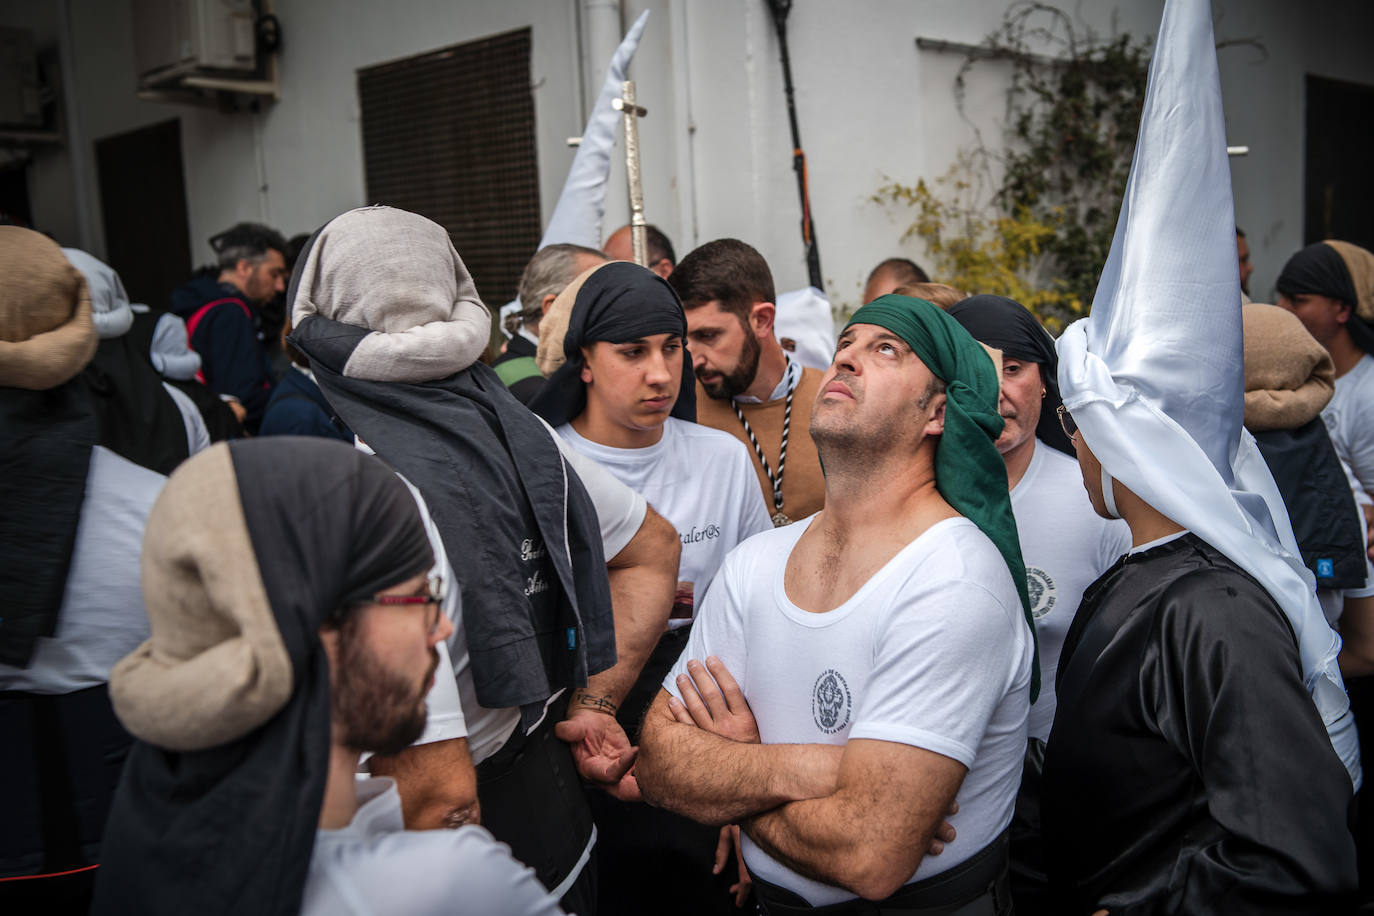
[612,80,649,267]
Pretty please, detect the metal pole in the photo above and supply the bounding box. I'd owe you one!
[615,81,649,267]
[765,0,822,290]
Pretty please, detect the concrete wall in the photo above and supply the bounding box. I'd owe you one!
[5,0,1372,311]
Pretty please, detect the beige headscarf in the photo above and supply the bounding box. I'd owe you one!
[535,261,614,377]
[1327,240,1374,322]
[0,227,97,390]
[1242,302,1335,432]
[289,206,491,382]
[111,443,291,752]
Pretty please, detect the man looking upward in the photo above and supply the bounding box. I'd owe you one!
[671,239,827,524]
[638,295,1035,914]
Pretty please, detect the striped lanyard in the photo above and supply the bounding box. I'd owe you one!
[732,358,796,526]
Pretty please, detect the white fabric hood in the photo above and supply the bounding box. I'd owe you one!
[1055,0,1359,785]
[63,248,134,340]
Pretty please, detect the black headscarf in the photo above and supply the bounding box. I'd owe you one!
[947,295,1074,455]
[529,260,696,428]
[94,437,432,916]
[1276,242,1374,354]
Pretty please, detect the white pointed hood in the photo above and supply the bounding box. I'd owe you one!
[1055,0,1359,785]
[539,10,650,250]
[499,11,651,335]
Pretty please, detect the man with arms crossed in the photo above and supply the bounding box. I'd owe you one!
[638,295,1035,914]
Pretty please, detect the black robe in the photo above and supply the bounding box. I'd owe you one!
[1042,533,1357,915]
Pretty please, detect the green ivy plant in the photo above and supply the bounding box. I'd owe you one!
[875,2,1150,331]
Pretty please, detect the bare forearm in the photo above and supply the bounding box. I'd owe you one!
[1339,594,1374,677]
[589,511,679,708]
[368,737,480,829]
[742,741,965,901]
[638,714,840,825]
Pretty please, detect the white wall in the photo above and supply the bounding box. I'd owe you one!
[12,0,1374,310]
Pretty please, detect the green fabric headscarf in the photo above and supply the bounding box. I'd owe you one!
[845,295,1039,702]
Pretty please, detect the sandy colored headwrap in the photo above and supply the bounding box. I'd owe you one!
[0,226,97,390]
[1242,303,1335,432]
[536,261,608,377]
[1327,240,1374,321]
[288,206,490,382]
[111,443,289,751]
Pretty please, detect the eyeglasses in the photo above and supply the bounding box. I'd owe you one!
[1056,404,1078,440]
[365,574,446,635]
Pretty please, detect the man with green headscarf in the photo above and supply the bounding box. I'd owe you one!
[638,296,1034,914]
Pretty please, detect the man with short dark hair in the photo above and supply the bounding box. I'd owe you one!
[671,238,827,524]
[170,222,289,432]
[496,243,607,403]
[603,223,676,277]
[862,257,930,304]
[638,295,1035,914]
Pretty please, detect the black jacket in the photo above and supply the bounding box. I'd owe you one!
[170,275,274,430]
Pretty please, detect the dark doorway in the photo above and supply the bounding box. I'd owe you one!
[357,27,541,336]
[95,118,192,310]
[0,162,33,227]
[1305,75,1374,251]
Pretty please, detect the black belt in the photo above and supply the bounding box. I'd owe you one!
[475,693,595,894]
[753,828,1011,916]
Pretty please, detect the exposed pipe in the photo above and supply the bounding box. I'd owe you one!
[668,0,700,248]
[55,0,98,253]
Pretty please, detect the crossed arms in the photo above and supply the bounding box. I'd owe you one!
[637,656,967,901]
[373,506,679,825]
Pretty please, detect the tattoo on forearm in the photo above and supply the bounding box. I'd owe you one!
[573,692,620,715]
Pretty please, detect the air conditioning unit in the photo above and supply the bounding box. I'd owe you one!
[133,0,258,88]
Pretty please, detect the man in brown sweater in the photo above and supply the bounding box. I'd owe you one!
[670,239,826,525]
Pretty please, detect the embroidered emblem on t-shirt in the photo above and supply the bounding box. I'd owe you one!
[520,538,547,561]
[1027,566,1057,619]
[812,669,852,734]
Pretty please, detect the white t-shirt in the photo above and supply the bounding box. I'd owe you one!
[0,447,164,695]
[389,419,648,764]
[1325,355,1374,506]
[303,777,566,916]
[665,516,1032,906]
[555,418,772,627]
[1010,444,1132,741]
